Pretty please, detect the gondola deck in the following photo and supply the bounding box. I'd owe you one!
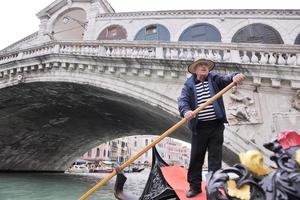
[161,166,207,200]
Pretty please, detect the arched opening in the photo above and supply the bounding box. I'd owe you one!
[0,82,182,171]
[98,25,127,40]
[232,23,283,44]
[51,8,87,40]
[134,24,170,41]
[179,23,221,42]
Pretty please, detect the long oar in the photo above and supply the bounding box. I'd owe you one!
[79,81,236,200]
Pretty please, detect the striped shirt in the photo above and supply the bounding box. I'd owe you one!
[195,81,217,121]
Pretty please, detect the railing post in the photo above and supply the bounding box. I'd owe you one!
[52,44,60,54]
[17,52,24,60]
[156,46,164,59]
[296,53,300,66]
[230,49,241,63]
[98,45,106,56]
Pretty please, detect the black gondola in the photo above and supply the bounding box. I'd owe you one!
[114,147,178,200]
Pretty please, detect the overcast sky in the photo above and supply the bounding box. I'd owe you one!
[0,0,299,50]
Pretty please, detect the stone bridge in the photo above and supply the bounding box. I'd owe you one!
[0,0,300,171]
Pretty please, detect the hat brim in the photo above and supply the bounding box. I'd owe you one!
[188,59,215,74]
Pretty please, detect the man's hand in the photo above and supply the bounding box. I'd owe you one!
[233,73,246,84]
[184,110,196,120]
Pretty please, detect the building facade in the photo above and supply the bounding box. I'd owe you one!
[81,136,191,167]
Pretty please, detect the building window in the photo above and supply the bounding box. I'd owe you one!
[87,150,91,157]
[108,27,118,37]
[145,139,148,146]
[96,148,100,157]
[121,141,125,148]
[134,141,137,147]
[179,23,221,42]
[134,24,170,41]
[145,25,157,35]
[103,150,106,157]
[232,23,283,44]
[98,25,127,40]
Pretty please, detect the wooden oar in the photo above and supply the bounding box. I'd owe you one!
[78,81,236,200]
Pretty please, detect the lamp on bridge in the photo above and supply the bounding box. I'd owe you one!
[62,15,87,30]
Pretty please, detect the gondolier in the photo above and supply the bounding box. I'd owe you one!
[177,57,245,198]
[79,58,239,200]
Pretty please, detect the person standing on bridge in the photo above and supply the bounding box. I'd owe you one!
[177,57,245,198]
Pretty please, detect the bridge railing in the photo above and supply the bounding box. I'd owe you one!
[1,40,300,67]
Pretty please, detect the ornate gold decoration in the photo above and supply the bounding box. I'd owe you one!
[227,179,250,200]
[239,150,272,176]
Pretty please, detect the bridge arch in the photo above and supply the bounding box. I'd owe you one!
[226,19,287,44]
[232,23,284,44]
[178,23,222,42]
[174,20,225,42]
[97,24,127,40]
[134,24,170,41]
[0,71,178,116]
[50,8,87,40]
[0,68,244,171]
[0,76,184,171]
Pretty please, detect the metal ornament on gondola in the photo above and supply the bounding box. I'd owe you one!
[206,130,300,200]
[206,164,265,200]
[261,130,300,200]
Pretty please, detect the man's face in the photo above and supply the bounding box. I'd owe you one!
[195,63,209,77]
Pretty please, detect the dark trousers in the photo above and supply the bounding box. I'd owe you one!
[187,119,224,191]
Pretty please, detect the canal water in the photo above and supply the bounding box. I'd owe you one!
[0,169,150,200]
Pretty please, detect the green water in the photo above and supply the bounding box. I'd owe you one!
[0,170,149,200]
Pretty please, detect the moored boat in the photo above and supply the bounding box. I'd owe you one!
[66,164,90,173]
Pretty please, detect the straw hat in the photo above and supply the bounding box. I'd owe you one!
[188,57,215,74]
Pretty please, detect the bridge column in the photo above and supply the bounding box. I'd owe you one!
[52,44,60,54]
[156,47,164,59]
[230,49,241,63]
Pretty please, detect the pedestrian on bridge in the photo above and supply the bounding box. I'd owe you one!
[177,57,245,198]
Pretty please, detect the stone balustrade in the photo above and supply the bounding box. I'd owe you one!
[1,41,300,87]
[161,42,300,66]
[22,45,54,59]
[59,43,100,56]
[1,41,300,67]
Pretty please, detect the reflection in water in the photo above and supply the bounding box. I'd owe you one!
[0,169,150,200]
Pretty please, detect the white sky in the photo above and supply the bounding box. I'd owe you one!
[0,0,299,50]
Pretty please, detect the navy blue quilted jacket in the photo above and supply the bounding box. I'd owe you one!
[177,72,237,133]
